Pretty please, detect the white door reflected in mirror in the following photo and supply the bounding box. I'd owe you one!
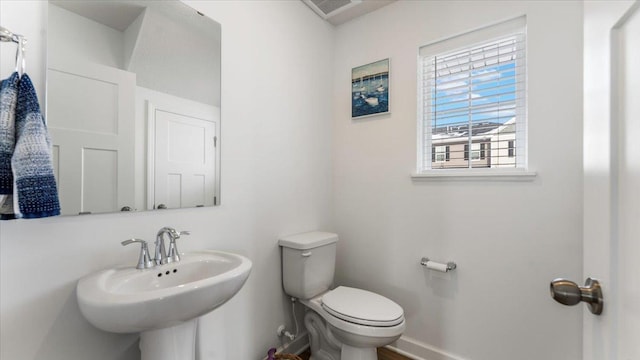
[145,89,219,210]
[48,61,136,215]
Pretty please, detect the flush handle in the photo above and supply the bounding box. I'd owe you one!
[301,251,312,257]
[550,277,603,315]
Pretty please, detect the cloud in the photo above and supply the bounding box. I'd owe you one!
[446,93,482,102]
[472,69,500,81]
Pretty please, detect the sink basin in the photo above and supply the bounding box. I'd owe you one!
[77,250,252,334]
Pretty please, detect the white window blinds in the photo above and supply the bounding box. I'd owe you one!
[418,17,527,171]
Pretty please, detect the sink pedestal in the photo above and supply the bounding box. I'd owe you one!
[140,320,197,360]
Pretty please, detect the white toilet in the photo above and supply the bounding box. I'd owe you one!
[279,232,405,360]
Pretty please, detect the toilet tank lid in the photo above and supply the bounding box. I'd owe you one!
[278,231,338,250]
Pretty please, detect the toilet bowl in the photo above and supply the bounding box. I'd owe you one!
[302,287,405,360]
[279,232,405,360]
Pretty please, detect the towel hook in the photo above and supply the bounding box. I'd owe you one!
[15,35,27,76]
[0,26,27,76]
[0,26,18,43]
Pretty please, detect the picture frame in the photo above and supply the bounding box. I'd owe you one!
[351,58,390,119]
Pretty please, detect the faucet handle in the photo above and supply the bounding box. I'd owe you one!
[167,230,190,263]
[121,238,145,246]
[121,238,154,269]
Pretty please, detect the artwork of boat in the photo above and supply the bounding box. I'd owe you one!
[351,58,389,118]
[361,94,379,107]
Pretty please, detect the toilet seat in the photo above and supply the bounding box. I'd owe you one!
[301,289,406,340]
[321,286,404,327]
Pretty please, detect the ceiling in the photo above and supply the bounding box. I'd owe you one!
[51,1,145,31]
[301,0,396,26]
[53,0,396,28]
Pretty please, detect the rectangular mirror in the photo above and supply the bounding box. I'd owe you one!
[46,0,221,215]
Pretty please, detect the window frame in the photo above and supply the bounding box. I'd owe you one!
[415,16,534,180]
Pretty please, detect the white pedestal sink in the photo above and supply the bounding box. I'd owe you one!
[76,250,252,360]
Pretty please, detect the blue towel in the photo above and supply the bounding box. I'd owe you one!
[12,74,60,218]
[0,72,19,219]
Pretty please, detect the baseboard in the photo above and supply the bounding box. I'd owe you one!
[387,336,469,360]
[261,330,310,360]
[261,332,466,360]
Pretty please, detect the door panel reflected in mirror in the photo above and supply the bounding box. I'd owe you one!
[47,0,221,215]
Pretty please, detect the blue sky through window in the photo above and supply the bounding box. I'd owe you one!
[428,36,520,130]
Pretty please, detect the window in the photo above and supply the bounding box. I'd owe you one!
[432,145,450,162]
[464,143,485,161]
[471,143,481,160]
[417,17,527,173]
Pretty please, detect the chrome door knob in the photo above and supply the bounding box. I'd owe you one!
[550,277,603,315]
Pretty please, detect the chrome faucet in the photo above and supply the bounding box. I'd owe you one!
[154,227,190,265]
[121,239,154,269]
[167,229,190,263]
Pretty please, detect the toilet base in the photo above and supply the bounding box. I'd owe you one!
[303,305,400,360]
[341,345,377,360]
[305,310,341,360]
[299,289,404,360]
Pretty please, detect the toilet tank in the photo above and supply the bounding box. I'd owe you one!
[279,231,338,300]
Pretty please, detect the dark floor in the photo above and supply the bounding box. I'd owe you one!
[377,347,411,360]
[298,347,410,360]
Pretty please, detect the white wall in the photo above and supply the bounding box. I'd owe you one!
[128,3,221,107]
[48,2,221,107]
[332,2,583,360]
[0,1,333,360]
[48,4,125,69]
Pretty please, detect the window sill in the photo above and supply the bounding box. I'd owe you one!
[411,169,537,181]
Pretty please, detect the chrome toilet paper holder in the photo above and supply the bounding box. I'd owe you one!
[420,257,457,272]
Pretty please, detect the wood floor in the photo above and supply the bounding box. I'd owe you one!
[299,349,310,359]
[298,347,410,360]
[377,347,411,360]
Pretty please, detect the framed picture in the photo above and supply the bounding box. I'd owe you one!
[351,58,390,118]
